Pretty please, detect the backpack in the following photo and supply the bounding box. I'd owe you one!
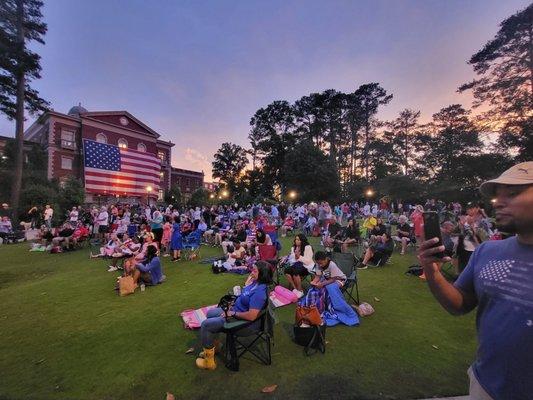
[405,264,423,276]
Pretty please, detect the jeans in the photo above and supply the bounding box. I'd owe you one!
[200,308,225,347]
[200,307,259,347]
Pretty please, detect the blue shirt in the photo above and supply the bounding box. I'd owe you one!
[138,256,164,285]
[232,283,267,313]
[455,237,533,400]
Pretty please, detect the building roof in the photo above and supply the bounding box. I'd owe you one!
[68,103,89,116]
[171,166,204,177]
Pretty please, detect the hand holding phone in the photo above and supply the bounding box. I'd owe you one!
[422,211,444,258]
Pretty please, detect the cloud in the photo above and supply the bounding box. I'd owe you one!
[182,147,213,181]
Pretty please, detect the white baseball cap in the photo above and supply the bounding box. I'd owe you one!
[480,161,533,197]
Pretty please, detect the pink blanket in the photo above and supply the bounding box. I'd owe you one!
[180,305,218,329]
[269,285,298,308]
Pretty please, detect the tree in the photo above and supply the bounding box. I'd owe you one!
[58,177,85,213]
[458,4,533,160]
[189,187,208,207]
[283,141,341,202]
[164,184,182,205]
[249,101,298,194]
[0,0,49,223]
[387,109,422,175]
[212,142,248,192]
[351,83,393,181]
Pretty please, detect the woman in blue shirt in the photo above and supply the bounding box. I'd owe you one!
[196,261,272,370]
[133,245,164,286]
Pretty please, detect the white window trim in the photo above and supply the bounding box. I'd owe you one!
[137,143,147,152]
[61,156,73,170]
[96,133,108,144]
[118,138,128,149]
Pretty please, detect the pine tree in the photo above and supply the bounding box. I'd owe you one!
[0,0,49,222]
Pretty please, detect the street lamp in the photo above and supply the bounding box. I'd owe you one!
[366,189,374,197]
[491,198,497,204]
[146,185,153,193]
[209,193,215,199]
[288,190,297,200]
[221,190,229,198]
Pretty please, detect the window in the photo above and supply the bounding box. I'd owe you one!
[137,143,146,152]
[158,189,164,201]
[96,133,107,144]
[61,156,73,170]
[158,151,166,163]
[159,171,165,181]
[61,129,76,150]
[118,138,128,149]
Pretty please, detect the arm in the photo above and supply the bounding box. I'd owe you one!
[230,308,261,321]
[299,245,314,266]
[418,238,478,315]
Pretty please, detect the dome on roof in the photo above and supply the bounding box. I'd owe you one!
[67,103,88,116]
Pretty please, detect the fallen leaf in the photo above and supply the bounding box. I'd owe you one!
[35,358,45,365]
[374,297,381,302]
[185,347,195,354]
[432,345,439,350]
[261,384,278,393]
[325,341,330,345]
[166,393,175,400]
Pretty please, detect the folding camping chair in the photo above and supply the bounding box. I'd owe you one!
[182,230,202,260]
[222,299,276,371]
[258,244,278,275]
[331,251,360,304]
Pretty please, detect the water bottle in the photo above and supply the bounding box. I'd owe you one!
[140,283,146,292]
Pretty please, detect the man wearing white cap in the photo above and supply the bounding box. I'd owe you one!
[418,161,533,400]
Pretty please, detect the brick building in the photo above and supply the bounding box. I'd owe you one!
[23,104,204,203]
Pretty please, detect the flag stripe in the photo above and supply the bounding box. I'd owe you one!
[85,179,158,191]
[84,168,161,184]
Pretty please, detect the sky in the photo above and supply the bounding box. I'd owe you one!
[0,0,529,181]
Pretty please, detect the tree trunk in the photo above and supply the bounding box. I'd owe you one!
[10,0,25,225]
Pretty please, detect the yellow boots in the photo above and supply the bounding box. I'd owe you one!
[196,346,216,370]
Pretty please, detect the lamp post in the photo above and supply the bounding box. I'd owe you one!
[288,190,297,202]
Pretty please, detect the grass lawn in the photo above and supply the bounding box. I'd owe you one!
[0,236,477,400]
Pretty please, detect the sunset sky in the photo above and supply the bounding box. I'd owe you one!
[0,0,528,181]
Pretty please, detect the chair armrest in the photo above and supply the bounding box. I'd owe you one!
[223,309,266,331]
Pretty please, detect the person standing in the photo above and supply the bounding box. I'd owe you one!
[418,162,533,400]
[43,205,53,229]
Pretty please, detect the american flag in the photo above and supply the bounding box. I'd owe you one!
[83,139,161,197]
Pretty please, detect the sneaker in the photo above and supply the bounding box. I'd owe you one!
[163,253,170,257]
[357,264,368,270]
[107,266,118,272]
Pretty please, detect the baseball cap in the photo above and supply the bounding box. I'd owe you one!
[479,161,533,197]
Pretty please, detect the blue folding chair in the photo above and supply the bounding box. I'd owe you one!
[182,230,202,260]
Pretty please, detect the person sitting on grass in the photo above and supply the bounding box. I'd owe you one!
[132,245,164,287]
[340,218,360,253]
[392,215,411,255]
[91,233,121,259]
[284,233,314,298]
[51,223,75,250]
[303,214,317,236]
[221,240,248,273]
[370,217,386,237]
[358,232,394,269]
[362,214,377,238]
[280,215,295,237]
[196,261,272,370]
[123,232,159,273]
[107,233,142,271]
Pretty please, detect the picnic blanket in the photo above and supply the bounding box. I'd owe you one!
[269,285,298,308]
[299,284,359,327]
[180,305,218,329]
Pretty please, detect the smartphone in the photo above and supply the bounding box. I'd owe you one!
[423,211,444,258]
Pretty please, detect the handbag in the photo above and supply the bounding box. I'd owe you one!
[293,324,326,355]
[353,302,375,317]
[118,275,136,296]
[295,305,322,326]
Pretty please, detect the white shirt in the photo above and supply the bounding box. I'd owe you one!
[97,211,109,226]
[44,208,53,220]
[69,210,78,222]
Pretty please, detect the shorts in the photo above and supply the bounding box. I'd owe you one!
[284,261,309,277]
[99,225,109,233]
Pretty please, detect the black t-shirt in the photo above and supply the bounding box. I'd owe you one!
[329,223,342,238]
[371,224,386,236]
[344,225,360,239]
[232,230,247,243]
[397,223,411,238]
[59,228,74,237]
